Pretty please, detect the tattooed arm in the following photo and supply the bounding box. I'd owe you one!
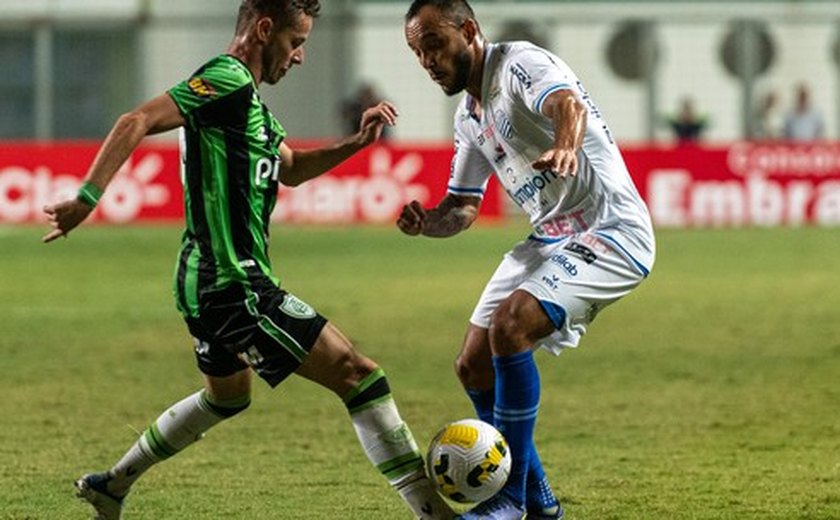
[396,194,482,238]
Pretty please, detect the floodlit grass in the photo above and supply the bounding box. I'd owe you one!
[1,222,838,519]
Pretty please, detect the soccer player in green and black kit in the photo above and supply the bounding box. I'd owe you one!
[43,2,454,519]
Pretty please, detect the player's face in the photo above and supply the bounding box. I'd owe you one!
[262,13,313,85]
[405,8,473,96]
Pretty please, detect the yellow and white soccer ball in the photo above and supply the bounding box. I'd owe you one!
[426,419,512,504]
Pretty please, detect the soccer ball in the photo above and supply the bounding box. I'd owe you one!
[426,419,512,504]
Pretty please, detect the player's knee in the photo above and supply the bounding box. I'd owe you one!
[488,306,529,353]
[335,348,379,389]
[455,352,492,388]
[350,356,379,384]
[454,353,473,386]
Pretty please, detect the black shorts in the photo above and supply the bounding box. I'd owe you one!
[184,279,327,387]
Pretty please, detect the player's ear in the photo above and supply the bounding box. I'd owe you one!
[461,18,479,43]
[255,16,275,43]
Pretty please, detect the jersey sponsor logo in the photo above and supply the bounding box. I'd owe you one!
[564,241,597,264]
[508,169,558,206]
[549,253,579,277]
[541,274,561,290]
[534,210,589,237]
[476,125,495,147]
[255,156,282,186]
[279,294,316,319]
[493,144,507,165]
[510,63,533,89]
[238,346,265,367]
[576,79,610,139]
[187,77,217,98]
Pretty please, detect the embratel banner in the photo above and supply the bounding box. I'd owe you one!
[1,141,839,227]
[0,142,501,225]
[624,142,840,227]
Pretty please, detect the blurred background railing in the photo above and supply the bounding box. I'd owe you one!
[1,0,837,143]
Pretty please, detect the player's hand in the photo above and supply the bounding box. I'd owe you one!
[397,200,426,236]
[532,148,578,177]
[358,101,399,146]
[42,199,94,243]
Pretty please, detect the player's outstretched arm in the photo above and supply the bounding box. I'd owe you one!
[42,94,185,242]
[397,194,480,238]
[278,101,398,187]
[531,89,587,177]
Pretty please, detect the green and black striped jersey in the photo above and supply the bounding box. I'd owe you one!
[168,55,287,318]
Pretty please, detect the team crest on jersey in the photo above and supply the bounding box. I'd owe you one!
[188,77,217,98]
[280,294,316,319]
[494,109,514,140]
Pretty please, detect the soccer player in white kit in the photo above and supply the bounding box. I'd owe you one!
[401,2,656,519]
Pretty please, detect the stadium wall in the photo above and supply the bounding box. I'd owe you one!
[356,2,839,143]
[0,1,837,142]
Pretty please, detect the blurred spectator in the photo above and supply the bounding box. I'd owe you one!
[751,90,782,140]
[783,83,825,141]
[665,97,708,144]
[341,83,390,139]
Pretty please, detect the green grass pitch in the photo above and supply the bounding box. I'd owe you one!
[1,222,838,519]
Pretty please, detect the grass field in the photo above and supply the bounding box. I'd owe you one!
[1,222,839,519]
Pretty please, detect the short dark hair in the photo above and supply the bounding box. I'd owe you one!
[236,0,321,34]
[405,0,475,24]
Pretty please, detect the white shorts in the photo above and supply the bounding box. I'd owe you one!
[469,232,650,355]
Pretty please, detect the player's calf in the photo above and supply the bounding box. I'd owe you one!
[344,367,455,519]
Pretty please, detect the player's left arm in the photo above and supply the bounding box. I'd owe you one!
[397,194,481,238]
[278,101,398,187]
[531,89,587,177]
[42,94,185,242]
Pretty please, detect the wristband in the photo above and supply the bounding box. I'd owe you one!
[77,181,104,208]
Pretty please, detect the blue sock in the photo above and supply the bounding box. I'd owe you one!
[467,387,557,509]
[493,350,540,507]
[526,463,559,511]
[465,388,494,424]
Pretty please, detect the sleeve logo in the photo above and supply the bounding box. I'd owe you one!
[509,63,532,89]
[187,77,217,98]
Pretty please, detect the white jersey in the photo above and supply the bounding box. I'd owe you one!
[449,42,655,274]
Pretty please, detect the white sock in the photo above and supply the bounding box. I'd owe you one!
[393,468,456,520]
[345,369,453,519]
[106,389,249,496]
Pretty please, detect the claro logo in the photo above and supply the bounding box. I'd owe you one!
[272,146,430,223]
[0,154,169,223]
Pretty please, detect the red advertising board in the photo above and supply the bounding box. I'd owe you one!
[0,142,183,224]
[624,142,840,227]
[272,142,502,223]
[2,140,839,227]
[0,141,501,225]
